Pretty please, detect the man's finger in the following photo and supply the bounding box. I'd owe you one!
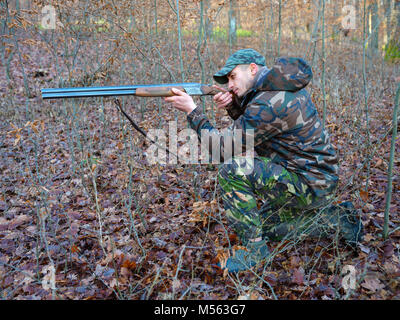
[220,98,232,107]
[214,91,232,102]
[222,92,232,99]
[221,95,232,103]
[165,96,176,102]
[171,87,185,95]
[212,84,228,93]
[217,92,232,103]
[213,92,223,100]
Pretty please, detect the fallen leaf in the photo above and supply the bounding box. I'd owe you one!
[238,292,261,300]
[263,272,278,286]
[149,216,158,223]
[292,267,304,285]
[363,233,375,242]
[172,279,181,290]
[0,217,9,231]
[361,276,385,292]
[188,200,218,227]
[290,255,301,268]
[383,262,400,276]
[359,243,370,254]
[68,211,82,220]
[216,250,229,270]
[120,267,131,278]
[381,240,394,259]
[359,190,368,202]
[374,158,383,168]
[121,259,136,270]
[9,215,31,229]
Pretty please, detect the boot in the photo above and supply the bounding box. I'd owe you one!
[332,201,364,246]
[223,239,270,273]
[307,201,364,246]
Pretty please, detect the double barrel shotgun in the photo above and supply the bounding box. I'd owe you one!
[41,83,225,155]
[41,83,222,99]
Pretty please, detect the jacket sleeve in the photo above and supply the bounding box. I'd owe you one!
[186,106,249,162]
[186,101,279,162]
[224,95,244,120]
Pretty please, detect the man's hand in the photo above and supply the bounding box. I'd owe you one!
[212,85,233,109]
[164,88,197,114]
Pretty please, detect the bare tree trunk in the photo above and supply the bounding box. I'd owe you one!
[176,0,185,82]
[236,1,241,29]
[197,0,206,112]
[386,0,400,59]
[370,0,379,54]
[229,0,237,54]
[362,0,371,192]
[384,83,400,240]
[277,0,282,57]
[384,0,392,44]
[263,3,268,56]
[393,0,400,42]
[0,0,9,37]
[204,0,212,41]
[321,0,326,128]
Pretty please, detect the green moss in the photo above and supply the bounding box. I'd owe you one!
[236,28,253,38]
[384,40,400,63]
[212,26,227,39]
[211,27,253,39]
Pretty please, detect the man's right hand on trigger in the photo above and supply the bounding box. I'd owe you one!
[212,85,233,109]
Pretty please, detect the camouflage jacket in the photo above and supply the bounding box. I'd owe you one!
[187,57,338,196]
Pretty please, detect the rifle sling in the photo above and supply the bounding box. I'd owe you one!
[113,99,176,158]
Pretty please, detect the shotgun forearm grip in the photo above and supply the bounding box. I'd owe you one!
[135,86,186,97]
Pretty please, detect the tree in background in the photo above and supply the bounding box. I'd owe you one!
[385,0,400,61]
[228,0,237,53]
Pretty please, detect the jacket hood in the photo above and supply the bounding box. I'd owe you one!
[253,57,313,92]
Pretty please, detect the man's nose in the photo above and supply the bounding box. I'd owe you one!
[228,80,234,90]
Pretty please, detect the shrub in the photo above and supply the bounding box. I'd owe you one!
[384,40,400,63]
[236,28,253,38]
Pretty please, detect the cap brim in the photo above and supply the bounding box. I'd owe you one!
[213,64,236,84]
[213,74,229,84]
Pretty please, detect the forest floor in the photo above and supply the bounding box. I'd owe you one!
[1,30,400,300]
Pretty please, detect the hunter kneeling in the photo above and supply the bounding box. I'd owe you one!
[166,49,363,273]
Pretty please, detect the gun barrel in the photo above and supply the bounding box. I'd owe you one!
[42,88,137,99]
[41,83,206,99]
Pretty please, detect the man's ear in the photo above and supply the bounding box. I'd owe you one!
[249,63,258,76]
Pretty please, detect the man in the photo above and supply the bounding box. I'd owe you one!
[166,49,362,272]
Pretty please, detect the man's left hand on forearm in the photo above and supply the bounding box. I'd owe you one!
[164,88,197,114]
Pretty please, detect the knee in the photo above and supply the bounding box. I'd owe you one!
[220,156,258,178]
[217,160,235,180]
[217,162,234,192]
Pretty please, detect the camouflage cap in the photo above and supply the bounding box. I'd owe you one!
[213,49,266,84]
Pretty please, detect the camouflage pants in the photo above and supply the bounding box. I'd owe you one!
[218,156,362,244]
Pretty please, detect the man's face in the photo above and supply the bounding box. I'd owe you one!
[227,64,257,98]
